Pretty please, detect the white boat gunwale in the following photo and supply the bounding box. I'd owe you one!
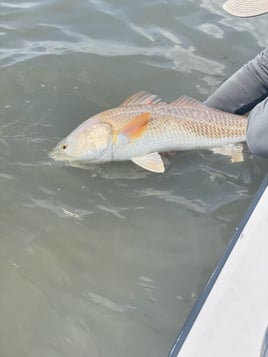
[169,174,268,357]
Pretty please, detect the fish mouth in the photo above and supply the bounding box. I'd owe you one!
[49,150,58,160]
[49,150,76,162]
[49,150,61,161]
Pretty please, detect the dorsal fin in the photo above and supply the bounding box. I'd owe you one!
[120,90,166,106]
[170,96,206,107]
[170,96,223,112]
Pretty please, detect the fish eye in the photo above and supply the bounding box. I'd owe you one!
[62,144,67,150]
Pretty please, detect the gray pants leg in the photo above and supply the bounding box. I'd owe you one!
[247,98,268,157]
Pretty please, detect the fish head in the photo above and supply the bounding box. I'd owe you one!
[49,118,114,163]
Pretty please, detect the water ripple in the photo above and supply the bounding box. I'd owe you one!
[23,199,93,222]
[83,290,136,313]
[0,1,37,8]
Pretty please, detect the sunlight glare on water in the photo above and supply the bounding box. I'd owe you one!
[0,0,267,356]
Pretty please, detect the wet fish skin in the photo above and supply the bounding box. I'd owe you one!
[50,91,248,173]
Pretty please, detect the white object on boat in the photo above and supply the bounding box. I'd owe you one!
[170,175,268,357]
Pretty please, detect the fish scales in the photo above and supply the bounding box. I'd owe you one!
[98,105,246,153]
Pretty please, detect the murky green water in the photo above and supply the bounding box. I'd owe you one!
[0,1,267,356]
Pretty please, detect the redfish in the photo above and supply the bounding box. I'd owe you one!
[50,91,247,172]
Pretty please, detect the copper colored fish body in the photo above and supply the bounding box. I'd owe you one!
[50,91,247,172]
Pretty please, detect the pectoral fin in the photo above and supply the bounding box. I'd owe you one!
[131,152,165,173]
[119,112,151,141]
